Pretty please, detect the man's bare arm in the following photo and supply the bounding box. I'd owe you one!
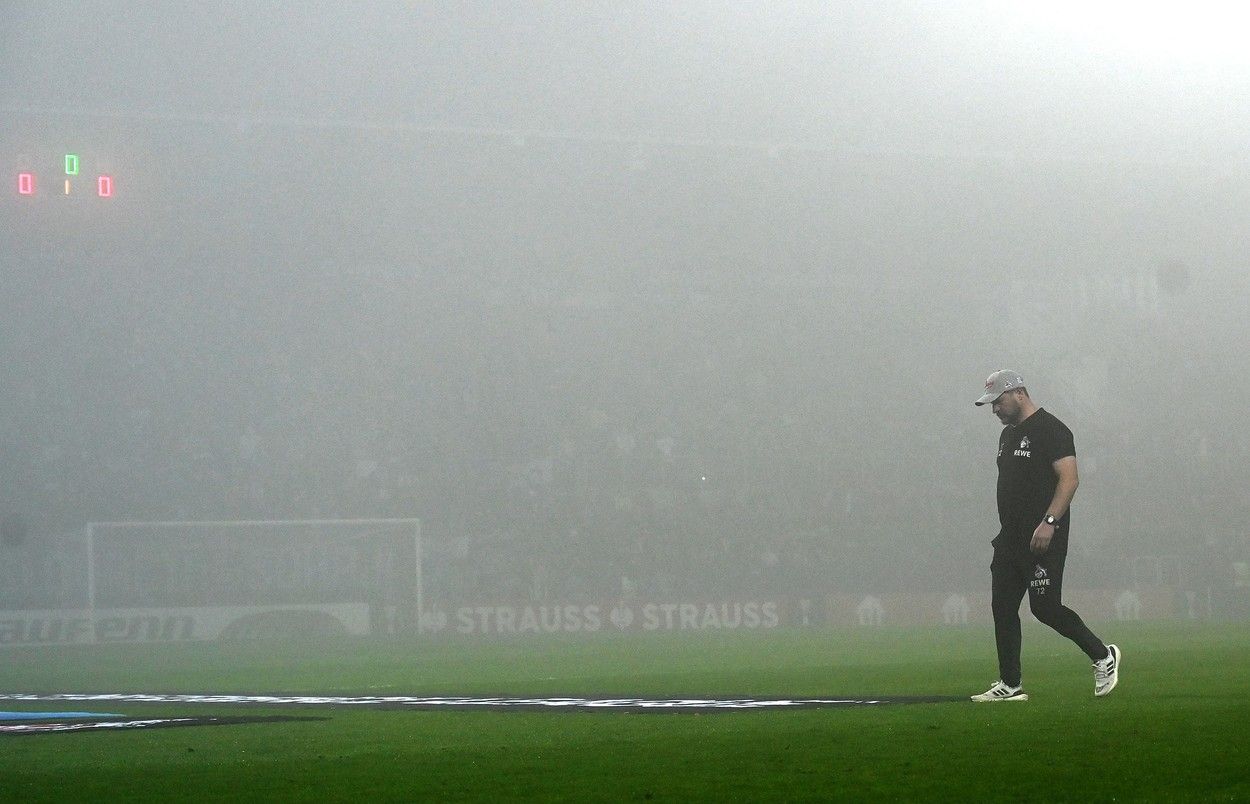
[1031,456,1079,554]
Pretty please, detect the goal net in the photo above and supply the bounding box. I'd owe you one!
[62,518,422,642]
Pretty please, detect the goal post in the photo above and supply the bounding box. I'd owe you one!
[81,517,421,642]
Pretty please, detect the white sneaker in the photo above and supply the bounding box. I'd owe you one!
[1094,644,1121,697]
[971,680,1029,702]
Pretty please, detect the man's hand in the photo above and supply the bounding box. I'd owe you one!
[1030,521,1055,555]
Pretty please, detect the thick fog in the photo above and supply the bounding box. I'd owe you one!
[1,2,1247,619]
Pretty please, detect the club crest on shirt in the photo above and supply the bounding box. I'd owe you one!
[1014,436,1031,457]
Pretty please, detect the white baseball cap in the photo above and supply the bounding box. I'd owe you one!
[974,369,1025,406]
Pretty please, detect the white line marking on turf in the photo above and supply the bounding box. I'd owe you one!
[1,718,202,734]
[0,693,886,710]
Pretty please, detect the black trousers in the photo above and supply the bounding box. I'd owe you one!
[990,539,1107,687]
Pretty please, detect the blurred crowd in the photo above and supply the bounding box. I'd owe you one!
[3,140,1248,608]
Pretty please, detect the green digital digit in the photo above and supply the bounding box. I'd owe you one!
[65,154,79,175]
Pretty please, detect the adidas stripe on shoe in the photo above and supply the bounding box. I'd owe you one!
[971,681,1029,702]
[1094,644,1121,697]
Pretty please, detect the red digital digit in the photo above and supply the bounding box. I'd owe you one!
[97,175,113,197]
[18,173,35,195]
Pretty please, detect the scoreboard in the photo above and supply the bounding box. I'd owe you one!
[15,152,114,198]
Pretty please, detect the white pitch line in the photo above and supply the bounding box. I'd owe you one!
[0,692,885,710]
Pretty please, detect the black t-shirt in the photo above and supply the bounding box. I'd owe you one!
[995,408,1075,547]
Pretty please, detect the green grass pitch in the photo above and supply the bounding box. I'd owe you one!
[1,620,1246,801]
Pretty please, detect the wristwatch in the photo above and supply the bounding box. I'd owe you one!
[1043,514,1057,526]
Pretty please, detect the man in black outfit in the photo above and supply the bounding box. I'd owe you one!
[971,369,1120,701]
